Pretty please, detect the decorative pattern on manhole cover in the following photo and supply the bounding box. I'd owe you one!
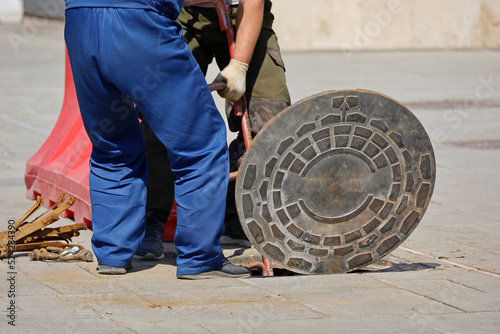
[236,90,436,274]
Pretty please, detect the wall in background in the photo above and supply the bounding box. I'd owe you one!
[23,0,64,20]
[17,0,500,51]
[271,0,500,51]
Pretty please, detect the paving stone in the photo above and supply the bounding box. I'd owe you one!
[375,278,500,313]
[204,315,441,333]
[113,321,214,334]
[288,287,460,317]
[404,311,500,333]
[0,270,59,296]
[3,318,135,334]
[443,271,500,292]
[244,272,392,295]
[111,298,323,325]
[403,225,500,274]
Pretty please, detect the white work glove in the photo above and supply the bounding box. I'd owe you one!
[213,59,249,101]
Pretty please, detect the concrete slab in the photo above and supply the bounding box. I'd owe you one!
[205,315,440,333]
[3,318,133,334]
[278,286,460,317]
[403,224,500,273]
[377,278,500,312]
[129,287,325,322]
[245,272,391,293]
[110,321,214,334]
[405,311,500,333]
[0,270,60,296]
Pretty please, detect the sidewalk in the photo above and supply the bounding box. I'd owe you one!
[1,17,500,333]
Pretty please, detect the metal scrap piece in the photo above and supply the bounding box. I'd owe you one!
[0,193,88,259]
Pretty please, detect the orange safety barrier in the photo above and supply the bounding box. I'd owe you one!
[24,51,177,241]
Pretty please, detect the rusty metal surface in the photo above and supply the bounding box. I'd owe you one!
[0,193,86,258]
[29,246,93,262]
[235,89,436,274]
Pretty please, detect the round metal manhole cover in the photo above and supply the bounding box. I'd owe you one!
[235,90,436,274]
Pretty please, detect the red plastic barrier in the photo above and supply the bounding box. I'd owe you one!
[24,51,177,241]
[25,51,92,226]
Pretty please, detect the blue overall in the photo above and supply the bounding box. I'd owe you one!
[64,0,228,275]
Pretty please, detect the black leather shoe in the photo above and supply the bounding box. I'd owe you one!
[177,259,251,280]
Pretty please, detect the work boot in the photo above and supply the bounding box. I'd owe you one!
[177,259,252,279]
[228,136,246,172]
[220,214,252,248]
[133,211,166,260]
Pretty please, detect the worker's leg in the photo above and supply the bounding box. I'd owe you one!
[67,7,229,274]
[179,7,217,76]
[142,5,217,221]
[65,8,147,268]
[140,7,217,221]
[96,9,229,275]
[142,121,176,219]
[135,7,219,260]
[134,120,175,260]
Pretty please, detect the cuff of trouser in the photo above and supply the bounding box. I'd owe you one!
[95,258,132,268]
[175,253,225,275]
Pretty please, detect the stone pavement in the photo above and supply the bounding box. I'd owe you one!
[1,17,500,333]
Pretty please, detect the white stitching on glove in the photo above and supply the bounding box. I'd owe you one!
[213,59,249,101]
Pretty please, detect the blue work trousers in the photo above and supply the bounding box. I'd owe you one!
[64,7,228,275]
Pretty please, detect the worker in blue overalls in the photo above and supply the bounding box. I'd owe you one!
[64,0,251,279]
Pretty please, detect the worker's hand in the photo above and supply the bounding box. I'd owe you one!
[213,59,249,101]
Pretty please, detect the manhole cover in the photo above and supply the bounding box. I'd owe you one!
[236,89,436,274]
